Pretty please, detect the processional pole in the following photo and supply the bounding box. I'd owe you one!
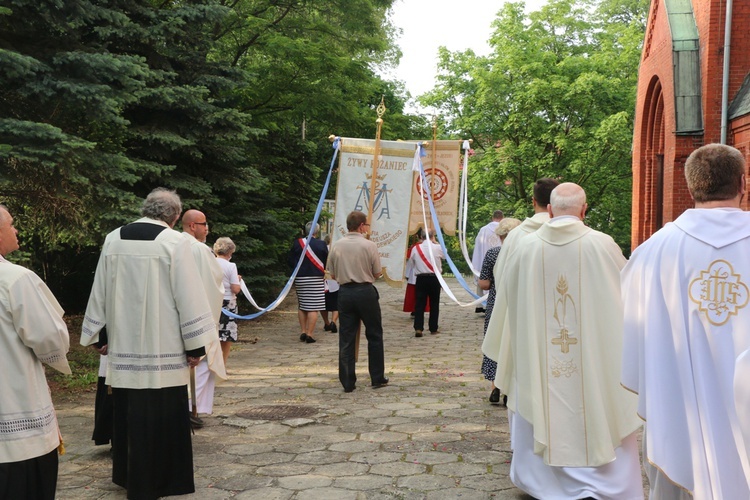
[366,96,386,236]
[355,97,386,361]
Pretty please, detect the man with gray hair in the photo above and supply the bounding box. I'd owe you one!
[288,220,328,343]
[622,143,750,498]
[82,188,216,499]
[491,182,642,498]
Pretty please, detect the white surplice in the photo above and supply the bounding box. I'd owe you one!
[184,233,226,414]
[493,217,642,498]
[81,218,216,389]
[472,221,501,291]
[622,208,750,499]
[0,257,71,463]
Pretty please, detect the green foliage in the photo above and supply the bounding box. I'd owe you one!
[420,0,648,252]
[0,0,421,310]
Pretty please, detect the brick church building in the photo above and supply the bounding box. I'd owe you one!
[632,0,750,248]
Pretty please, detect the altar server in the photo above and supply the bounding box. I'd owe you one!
[0,204,71,500]
[82,188,216,499]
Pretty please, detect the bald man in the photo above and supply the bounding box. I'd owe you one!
[491,183,643,499]
[181,210,226,423]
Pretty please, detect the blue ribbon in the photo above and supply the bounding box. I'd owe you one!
[417,144,482,301]
[222,138,341,319]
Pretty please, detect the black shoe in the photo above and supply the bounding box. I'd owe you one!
[324,323,332,332]
[189,413,204,429]
[502,395,508,407]
[489,388,501,404]
[329,322,337,333]
[475,307,485,313]
[305,335,316,343]
[344,386,355,393]
[372,377,389,389]
[300,333,307,342]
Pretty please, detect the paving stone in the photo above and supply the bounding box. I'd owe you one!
[237,452,295,466]
[460,472,515,491]
[358,430,409,443]
[255,462,314,477]
[396,473,458,490]
[276,473,333,489]
[349,451,404,465]
[224,443,275,456]
[409,431,462,443]
[282,417,316,427]
[328,440,381,453]
[431,461,488,477]
[312,462,369,477]
[294,450,349,465]
[293,487,362,500]
[369,461,427,476]
[403,451,461,465]
[233,487,293,499]
[332,474,394,490]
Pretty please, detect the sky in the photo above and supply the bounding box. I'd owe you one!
[384,0,548,114]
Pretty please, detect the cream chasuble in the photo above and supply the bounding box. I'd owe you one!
[482,212,550,393]
[622,208,750,499]
[502,218,639,467]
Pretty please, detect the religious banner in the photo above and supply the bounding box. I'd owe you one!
[408,140,462,236]
[332,137,417,285]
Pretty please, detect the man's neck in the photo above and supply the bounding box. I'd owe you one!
[694,197,742,209]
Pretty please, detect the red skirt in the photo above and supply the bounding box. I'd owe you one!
[403,283,430,312]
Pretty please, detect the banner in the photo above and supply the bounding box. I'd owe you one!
[408,140,462,236]
[333,138,417,284]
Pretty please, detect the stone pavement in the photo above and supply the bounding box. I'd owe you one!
[53,278,639,499]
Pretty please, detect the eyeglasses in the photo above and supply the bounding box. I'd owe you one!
[194,222,208,226]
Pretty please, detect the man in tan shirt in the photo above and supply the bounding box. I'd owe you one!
[327,210,388,393]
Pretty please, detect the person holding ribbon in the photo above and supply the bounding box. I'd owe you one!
[407,228,444,337]
[214,236,241,363]
[288,221,328,344]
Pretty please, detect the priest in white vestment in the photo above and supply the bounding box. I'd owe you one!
[0,205,71,499]
[182,209,227,417]
[493,183,643,499]
[622,143,750,499]
[81,188,217,500]
[483,178,559,397]
[471,210,503,307]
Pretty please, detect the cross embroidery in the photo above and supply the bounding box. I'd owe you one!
[552,327,578,354]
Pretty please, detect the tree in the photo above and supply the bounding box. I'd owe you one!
[0,0,423,309]
[420,0,648,253]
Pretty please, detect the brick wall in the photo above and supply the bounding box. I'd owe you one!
[632,0,750,249]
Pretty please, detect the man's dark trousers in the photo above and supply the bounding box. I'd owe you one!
[414,273,441,332]
[338,283,384,391]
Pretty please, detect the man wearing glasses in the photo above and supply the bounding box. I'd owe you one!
[327,210,388,393]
